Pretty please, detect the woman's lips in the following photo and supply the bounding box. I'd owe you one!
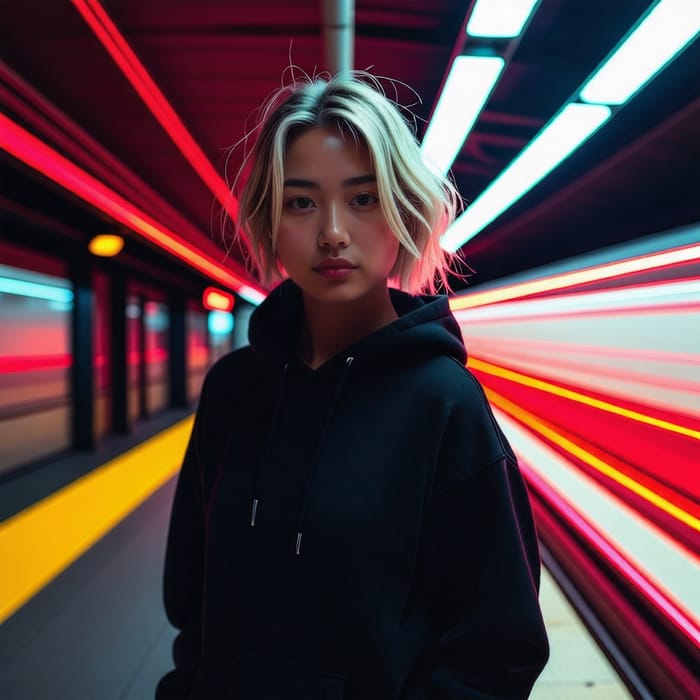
[314,266,356,279]
[313,258,357,279]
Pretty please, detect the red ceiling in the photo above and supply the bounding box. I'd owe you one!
[1,0,699,292]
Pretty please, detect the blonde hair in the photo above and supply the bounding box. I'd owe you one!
[230,72,461,294]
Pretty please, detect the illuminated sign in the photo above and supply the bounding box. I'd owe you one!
[203,286,235,312]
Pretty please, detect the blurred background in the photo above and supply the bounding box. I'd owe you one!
[0,1,698,698]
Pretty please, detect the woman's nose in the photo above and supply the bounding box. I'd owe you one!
[319,203,350,247]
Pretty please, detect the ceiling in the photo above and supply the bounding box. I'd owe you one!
[1,0,699,296]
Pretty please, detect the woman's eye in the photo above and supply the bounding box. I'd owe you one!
[352,193,378,207]
[288,196,315,210]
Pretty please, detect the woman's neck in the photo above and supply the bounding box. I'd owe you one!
[299,285,398,369]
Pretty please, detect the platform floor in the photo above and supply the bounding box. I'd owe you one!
[530,570,631,699]
[0,447,632,699]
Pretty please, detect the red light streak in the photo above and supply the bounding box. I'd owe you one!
[521,461,700,648]
[484,385,700,533]
[455,301,700,325]
[478,365,700,511]
[463,337,700,367]
[0,114,264,300]
[471,357,700,441]
[0,355,72,373]
[455,302,700,324]
[0,62,236,261]
[0,351,173,373]
[469,348,700,400]
[144,348,168,363]
[125,349,169,365]
[453,280,700,327]
[449,244,700,310]
[70,0,238,220]
[483,383,700,535]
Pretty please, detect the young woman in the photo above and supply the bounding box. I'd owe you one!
[157,74,549,700]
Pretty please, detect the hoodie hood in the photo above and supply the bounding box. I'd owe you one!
[245,280,468,556]
[248,279,467,368]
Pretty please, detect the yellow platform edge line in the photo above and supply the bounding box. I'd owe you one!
[0,416,194,624]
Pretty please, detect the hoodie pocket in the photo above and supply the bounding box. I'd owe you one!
[230,652,345,700]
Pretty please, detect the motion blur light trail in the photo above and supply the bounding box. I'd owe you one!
[452,230,700,662]
[454,235,699,496]
[468,340,700,413]
[0,114,264,305]
[449,241,700,310]
[454,278,700,321]
[483,385,699,541]
[494,409,700,649]
[471,357,699,505]
[471,357,700,441]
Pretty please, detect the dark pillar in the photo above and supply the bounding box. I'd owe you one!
[138,296,148,419]
[169,292,187,408]
[71,262,95,450]
[110,271,128,433]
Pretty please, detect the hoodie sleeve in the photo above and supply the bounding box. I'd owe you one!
[155,378,209,699]
[405,389,549,699]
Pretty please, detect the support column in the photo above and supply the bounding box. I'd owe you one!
[138,296,147,419]
[169,292,187,408]
[71,262,95,450]
[110,271,128,433]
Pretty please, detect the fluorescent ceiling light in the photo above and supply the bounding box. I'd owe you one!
[580,0,700,105]
[441,103,611,252]
[467,0,540,38]
[0,276,74,303]
[421,55,505,175]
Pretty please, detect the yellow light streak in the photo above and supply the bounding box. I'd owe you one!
[0,417,193,624]
[470,357,700,441]
[484,388,700,533]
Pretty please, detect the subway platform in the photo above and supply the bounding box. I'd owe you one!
[0,411,632,699]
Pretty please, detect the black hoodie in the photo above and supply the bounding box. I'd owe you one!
[157,280,549,700]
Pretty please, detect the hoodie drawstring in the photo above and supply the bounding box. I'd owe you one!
[250,357,354,556]
[295,356,354,555]
[250,363,289,527]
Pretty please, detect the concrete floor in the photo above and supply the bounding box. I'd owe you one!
[0,463,631,700]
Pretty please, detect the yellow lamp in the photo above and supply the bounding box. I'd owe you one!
[88,234,124,257]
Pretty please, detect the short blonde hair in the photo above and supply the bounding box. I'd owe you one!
[231,72,461,294]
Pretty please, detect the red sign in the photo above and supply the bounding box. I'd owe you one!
[203,287,235,312]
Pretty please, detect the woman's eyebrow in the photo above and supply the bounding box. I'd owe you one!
[343,175,376,186]
[283,178,319,189]
[283,175,376,188]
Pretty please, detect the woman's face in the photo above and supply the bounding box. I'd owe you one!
[275,126,400,305]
